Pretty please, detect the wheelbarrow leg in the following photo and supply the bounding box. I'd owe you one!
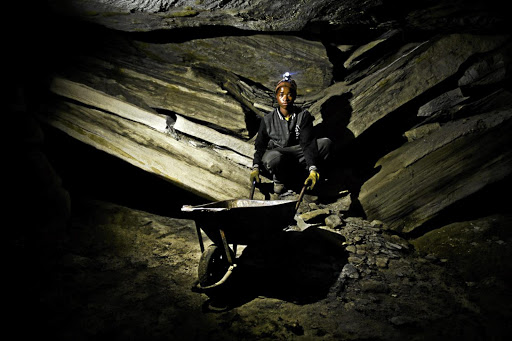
[196,225,205,253]
[219,229,234,265]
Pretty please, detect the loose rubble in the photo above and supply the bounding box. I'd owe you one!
[273,191,503,339]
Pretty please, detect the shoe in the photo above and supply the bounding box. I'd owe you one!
[273,176,285,194]
[274,182,285,195]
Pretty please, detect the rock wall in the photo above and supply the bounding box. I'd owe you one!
[17,1,512,236]
[355,35,512,233]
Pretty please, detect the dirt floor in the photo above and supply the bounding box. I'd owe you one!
[9,193,510,341]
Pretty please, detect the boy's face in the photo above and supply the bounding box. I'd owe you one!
[276,86,296,110]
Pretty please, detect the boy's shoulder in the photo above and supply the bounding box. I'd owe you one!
[296,107,311,117]
[265,107,278,115]
[263,108,279,120]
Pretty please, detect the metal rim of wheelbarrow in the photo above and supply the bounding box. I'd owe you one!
[197,244,236,290]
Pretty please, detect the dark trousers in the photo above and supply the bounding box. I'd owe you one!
[261,137,332,182]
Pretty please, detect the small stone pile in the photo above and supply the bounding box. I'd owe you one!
[294,195,411,279]
[287,192,475,332]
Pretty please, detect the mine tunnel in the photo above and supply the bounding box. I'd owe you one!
[9,1,512,340]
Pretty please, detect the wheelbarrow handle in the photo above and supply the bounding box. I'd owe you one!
[249,179,256,200]
[295,184,307,214]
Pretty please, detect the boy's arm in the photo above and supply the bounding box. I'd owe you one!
[252,117,269,168]
[299,111,319,170]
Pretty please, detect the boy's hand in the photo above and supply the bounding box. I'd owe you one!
[305,170,319,190]
[250,168,261,184]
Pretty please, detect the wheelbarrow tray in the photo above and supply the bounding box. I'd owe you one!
[182,198,297,246]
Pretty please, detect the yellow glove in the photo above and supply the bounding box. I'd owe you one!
[305,170,319,190]
[250,167,261,184]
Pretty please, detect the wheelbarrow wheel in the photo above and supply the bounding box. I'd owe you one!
[198,244,234,288]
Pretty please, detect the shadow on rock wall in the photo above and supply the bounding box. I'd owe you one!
[312,92,373,216]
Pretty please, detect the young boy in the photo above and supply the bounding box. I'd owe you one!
[250,73,332,194]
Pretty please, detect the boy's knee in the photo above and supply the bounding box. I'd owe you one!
[262,150,284,172]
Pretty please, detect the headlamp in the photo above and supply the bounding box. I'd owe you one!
[275,72,297,93]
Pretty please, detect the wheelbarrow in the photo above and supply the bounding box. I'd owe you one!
[181,182,307,291]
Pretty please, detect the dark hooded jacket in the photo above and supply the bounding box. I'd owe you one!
[253,106,319,169]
